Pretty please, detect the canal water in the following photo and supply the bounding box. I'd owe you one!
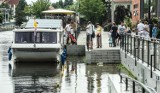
[0,31,120,93]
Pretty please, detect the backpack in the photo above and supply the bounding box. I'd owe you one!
[119,25,125,35]
[91,25,95,38]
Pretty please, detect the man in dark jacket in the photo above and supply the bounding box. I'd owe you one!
[111,22,118,47]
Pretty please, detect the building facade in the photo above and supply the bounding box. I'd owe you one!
[0,0,19,23]
[132,0,160,23]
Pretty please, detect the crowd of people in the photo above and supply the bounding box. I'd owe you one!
[64,19,160,50]
[85,21,128,50]
[137,20,159,39]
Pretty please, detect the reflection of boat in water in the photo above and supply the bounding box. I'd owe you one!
[11,19,64,62]
[12,62,59,76]
[11,63,61,93]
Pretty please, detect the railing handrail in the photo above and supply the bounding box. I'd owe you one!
[120,73,157,93]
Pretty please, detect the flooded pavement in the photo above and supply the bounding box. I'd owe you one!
[0,31,120,93]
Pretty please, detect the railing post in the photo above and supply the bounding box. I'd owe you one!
[154,41,156,71]
[147,40,150,67]
[151,55,153,78]
[138,37,140,59]
[120,75,122,83]
[134,37,136,58]
[132,81,135,93]
[125,34,127,58]
[142,87,145,93]
[125,78,128,91]
[130,36,132,55]
[135,48,138,66]
[142,37,144,63]
[127,35,129,53]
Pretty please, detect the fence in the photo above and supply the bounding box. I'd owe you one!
[120,33,160,77]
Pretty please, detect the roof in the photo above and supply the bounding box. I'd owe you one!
[7,0,19,5]
[112,0,132,3]
[25,19,62,29]
[42,9,75,15]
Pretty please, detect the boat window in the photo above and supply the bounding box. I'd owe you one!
[15,32,34,43]
[15,32,57,44]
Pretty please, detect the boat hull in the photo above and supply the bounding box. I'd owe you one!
[13,48,60,62]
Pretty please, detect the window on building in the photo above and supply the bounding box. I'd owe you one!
[134,4,138,9]
[127,5,130,10]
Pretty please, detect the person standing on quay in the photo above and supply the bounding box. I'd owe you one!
[118,21,126,47]
[111,22,118,47]
[64,21,71,44]
[96,23,102,48]
[86,21,93,50]
[137,20,145,36]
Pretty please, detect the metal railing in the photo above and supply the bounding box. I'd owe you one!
[120,33,160,73]
[120,73,157,93]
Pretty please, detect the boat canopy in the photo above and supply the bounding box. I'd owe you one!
[42,9,75,15]
[25,19,62,29]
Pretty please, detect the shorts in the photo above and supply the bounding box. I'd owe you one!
[87,34,92,42]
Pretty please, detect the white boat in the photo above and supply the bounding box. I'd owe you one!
[11,19,64,62]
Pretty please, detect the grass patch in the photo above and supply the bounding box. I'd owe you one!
[117,64,137,79]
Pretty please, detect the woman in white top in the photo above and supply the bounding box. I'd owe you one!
[143,21,150,39]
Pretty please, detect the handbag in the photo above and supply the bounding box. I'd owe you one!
[91,25,95,38]
[91,31,95,38]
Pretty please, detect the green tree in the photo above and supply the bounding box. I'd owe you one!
[24,5,32,16]
[0,13,3,23]
[64,0,73,8]
[52,0,64,8]
[114,5,131,25]
[0,3,9,8]
[66,2,79,11]
[15,0,27,26]
[32,0,51,18]
[124,16,132,29]
[79,0,105,24]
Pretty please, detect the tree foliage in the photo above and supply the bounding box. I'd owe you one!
[52,0,64,8]
[15,0,27,26]
[64,0,73,8]
[24,5,32,16]
[0,3,9,8]
[66,2,79,11]
[32,0,51,18]
[124,16,132,29]
[0,13,3,23]
[79,0,105,24]
[114,5,131,25]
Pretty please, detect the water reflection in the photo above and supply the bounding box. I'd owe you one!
[12,62,60,93]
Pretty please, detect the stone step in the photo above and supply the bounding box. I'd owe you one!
[86,50,121,64]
